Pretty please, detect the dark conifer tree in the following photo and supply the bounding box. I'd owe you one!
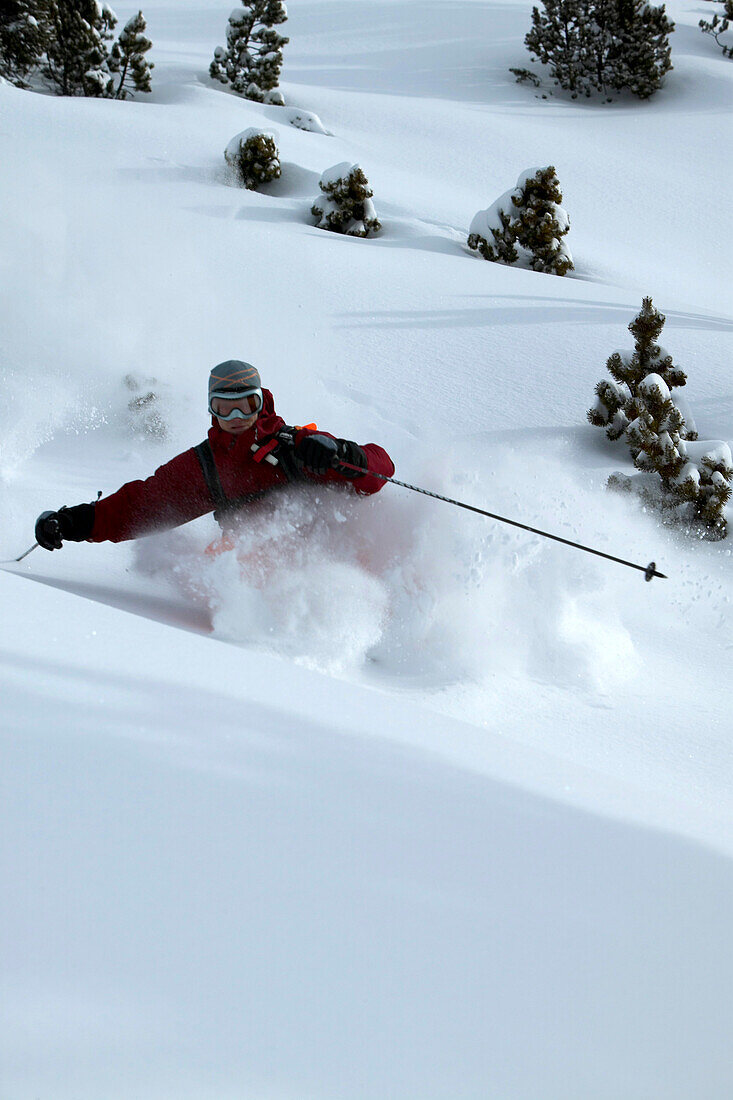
[523,0,587,95]
[312,163,381,237]
[467,197,518,264]
[625,373,687,482]
[41,0,117,97]
[108,11,153,98]
[626,378,731,539]
[699,1,733,58]
[520,0,674,99]
[0,1,49,87]
[593,300,730,539]
[210,0,289,104]
[468,167,572,276]
[225,129,281,190]
[588,298,688,441]
[512,166,573,275]
[611,0,674,97]
[693,449,732,537]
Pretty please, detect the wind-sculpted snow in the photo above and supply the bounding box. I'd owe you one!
[2,562,733,1100]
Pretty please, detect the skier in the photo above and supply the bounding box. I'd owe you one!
[34,361,395,550]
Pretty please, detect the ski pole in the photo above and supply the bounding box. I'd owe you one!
[338,460,667,582]
[0,503,75,565]
[0,542,39,565]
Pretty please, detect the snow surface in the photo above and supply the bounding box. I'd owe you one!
[1,2,733,1097]
[468,185,516,238]
[685,438,733,470]
[319,159,359,186]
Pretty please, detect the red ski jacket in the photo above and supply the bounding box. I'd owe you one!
[89,389,394,543]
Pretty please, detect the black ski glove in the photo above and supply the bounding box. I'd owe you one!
[294,434,368,478]
[334,438,367,478]
[294,433,339,475]
[35,504,96,551]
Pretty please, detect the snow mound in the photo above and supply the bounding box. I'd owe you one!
[283,108,329,134]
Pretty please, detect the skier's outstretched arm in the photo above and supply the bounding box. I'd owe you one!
[35,448,213,549]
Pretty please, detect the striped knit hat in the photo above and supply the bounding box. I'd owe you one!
[208,360,262,404]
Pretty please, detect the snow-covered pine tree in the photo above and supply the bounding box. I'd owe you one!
[699,1,733,58]
[108,10,153,98]
[615,395,732,539]
[522,0,588,96]
[210,1,289,105]
[589,377,633,441]
[691,443,732,537]
[312,163,381,237]
[610,0,675,98]
[0,0,49,87]
[588,297,689,441]
[512,166,573,275]
[625,373,688,483]
[519,0,674,99]
[468,166,572,275]
[224,129,281,189]
[467,188,519,264]
[41,0,117,97]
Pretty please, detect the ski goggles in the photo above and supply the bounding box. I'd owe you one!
[209,389,264,420]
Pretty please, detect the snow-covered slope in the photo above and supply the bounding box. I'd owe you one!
[1,2,732,1097]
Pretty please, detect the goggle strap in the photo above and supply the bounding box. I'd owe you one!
[209,390,261,400]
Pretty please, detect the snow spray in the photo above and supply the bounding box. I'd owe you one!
[337,461,667,582]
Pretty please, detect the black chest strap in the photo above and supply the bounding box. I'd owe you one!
[194,431,304,527]
[194,440,227,512]
[193,439,268,524]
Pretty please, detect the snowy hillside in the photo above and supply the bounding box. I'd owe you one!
[1,2,732,1097]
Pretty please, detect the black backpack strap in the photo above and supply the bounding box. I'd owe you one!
[194,440,227,512]
[194,439,271,526]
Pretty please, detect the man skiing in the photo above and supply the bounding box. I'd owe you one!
[35,360,395,550]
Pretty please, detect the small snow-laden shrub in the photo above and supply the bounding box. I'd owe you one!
[625,373,688,483]
[312,162,381,238]
[589,377,633,441]
[610,439,732,540]
[684,439,732,537]
[468,166,572,276]
[700,1,733,58]
[513,166,573,275]
[210,0,289,105]
[588,297,689,442]
[225,128,281,189]
[591,299,731,539]
[468,188,519,265]
[108,10,153,99]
